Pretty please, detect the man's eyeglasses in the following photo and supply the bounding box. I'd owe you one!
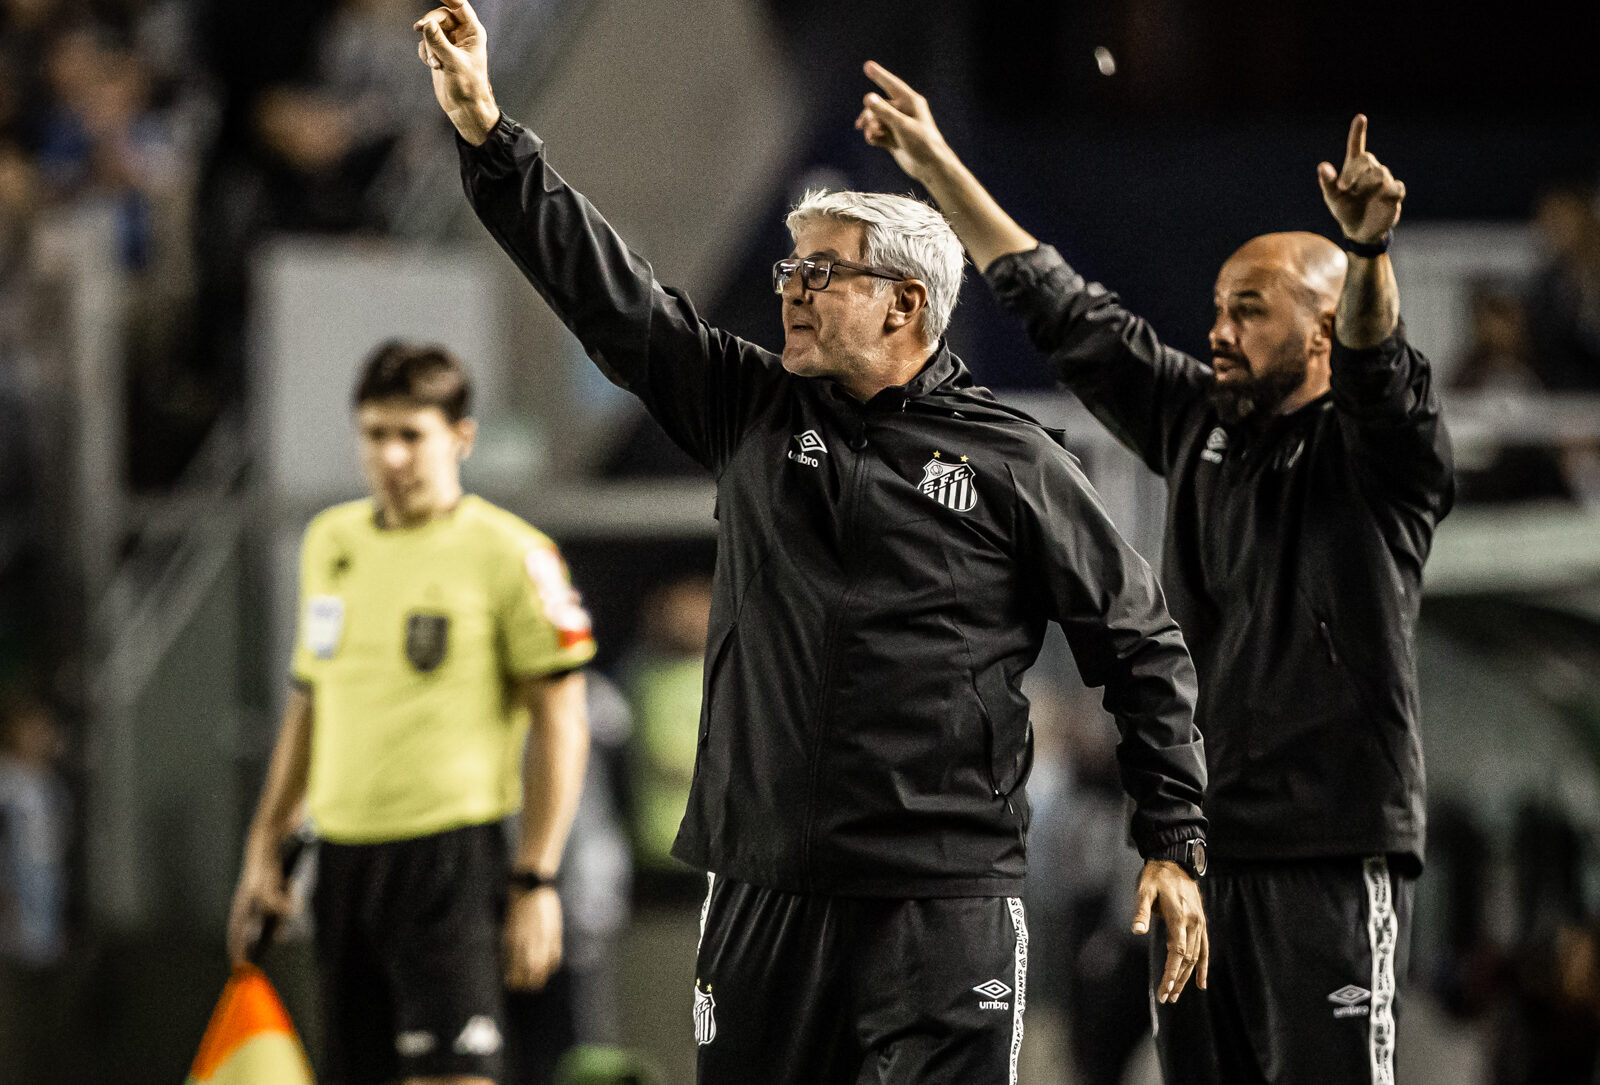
[772,257,909,295]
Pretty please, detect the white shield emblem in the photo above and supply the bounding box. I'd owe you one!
[693,983,717,1046]
[917,458,978,513]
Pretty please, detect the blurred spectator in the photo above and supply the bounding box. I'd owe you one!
[1487,919,1600,1085]
[0,141,37,600]
[251,0,440,234]
[1528,178,1600,393]
[0,695,69,968]
[194,0,444,406]
[1450,284,1572,503]
[1024,674,1149,1085]
[1526,177,1600,506]
[0,0,55,148]
[1477,801,1600,1084]
[620,576,710,895]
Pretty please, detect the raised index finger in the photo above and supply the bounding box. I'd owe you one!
[1346,114,1368,164]
[864,60,917,103]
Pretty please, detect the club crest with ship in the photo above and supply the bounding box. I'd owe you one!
[917,451,978,513]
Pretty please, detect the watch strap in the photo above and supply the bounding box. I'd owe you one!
[1151,838,1206,878]
[1340,230,1393,258]
[506,869,558,893]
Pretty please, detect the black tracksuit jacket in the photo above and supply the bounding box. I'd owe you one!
[460,119,1206,897]
[986,245,1454,868]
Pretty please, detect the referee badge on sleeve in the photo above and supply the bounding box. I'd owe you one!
[405,612,450,673]
[304,595,345,659]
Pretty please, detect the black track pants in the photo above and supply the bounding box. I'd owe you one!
[1150,856,1413,1085]
[692,874,1031,1085]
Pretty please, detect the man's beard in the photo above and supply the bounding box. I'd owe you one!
[1208,347,1308,425]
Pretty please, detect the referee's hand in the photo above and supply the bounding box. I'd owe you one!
[1133,860,1209,1003]
[504,886,563,990]
[226,853,294,968]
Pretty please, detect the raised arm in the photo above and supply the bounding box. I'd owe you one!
[1316,116,1453,516]
[855,61,1036,272]
[1318,114,1402,348]
[415,0,784,472]
[857,62,1208,474]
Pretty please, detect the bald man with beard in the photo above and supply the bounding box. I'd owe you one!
[859,64,1453,1085]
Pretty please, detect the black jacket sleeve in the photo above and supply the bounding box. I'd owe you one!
[457,116,785,474]
[1329,328,1455,530]
[1010,447,1207,855]
[985,245,1210,477]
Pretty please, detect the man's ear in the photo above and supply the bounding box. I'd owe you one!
[1309,307,1337,359]
[885,279,928,333]
[454,417,478,461]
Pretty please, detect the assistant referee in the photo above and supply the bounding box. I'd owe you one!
[227,342,596,1085]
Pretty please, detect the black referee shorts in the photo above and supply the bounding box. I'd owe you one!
[313,821,509,1085]
[1150,855,1413,1085]
[692,874,1031,1085]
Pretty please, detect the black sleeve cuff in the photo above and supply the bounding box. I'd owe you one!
[982,243,1065,294]
[1136,823,1207,860]
[456,112,533,176]
[1331,318,1408,364]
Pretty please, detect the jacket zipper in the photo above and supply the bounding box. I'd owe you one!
[1316,619,1339,665]
[798,421,870,891]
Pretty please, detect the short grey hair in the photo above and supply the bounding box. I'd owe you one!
[785,190,964,344]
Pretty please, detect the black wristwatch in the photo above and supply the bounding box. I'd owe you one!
[1153,838,1208,880]
[506,869,559,895]
[1340,230,1393,258]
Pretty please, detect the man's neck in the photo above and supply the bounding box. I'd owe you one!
[1275,381,1328,418]
[839,343,938,402]
[378,492,463,529]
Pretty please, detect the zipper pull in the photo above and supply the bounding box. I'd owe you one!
[1317,620,1339,665]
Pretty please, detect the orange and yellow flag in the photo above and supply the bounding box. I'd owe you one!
[185,964,314,1084]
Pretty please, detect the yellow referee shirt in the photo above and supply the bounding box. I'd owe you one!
[292,495,596,844]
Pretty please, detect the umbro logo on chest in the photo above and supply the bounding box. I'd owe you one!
[787,429,827,468]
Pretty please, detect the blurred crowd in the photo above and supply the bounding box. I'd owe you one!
[1449,178,1600,505]
[0,0,444,490]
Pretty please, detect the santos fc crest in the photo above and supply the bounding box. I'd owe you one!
[693,981,717,1046]
[918,453,977,513]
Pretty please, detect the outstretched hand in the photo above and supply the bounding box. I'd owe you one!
[1318,115,1406,245]
[414,0,498,145]
[1133,859,1209,1003]
[855,61,954,184]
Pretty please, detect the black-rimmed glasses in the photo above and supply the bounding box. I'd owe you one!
[772,257,909,294]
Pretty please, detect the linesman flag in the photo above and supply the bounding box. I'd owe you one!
[185,963,314,1084]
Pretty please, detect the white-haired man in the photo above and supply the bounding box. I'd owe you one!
[418,5,1209,1082]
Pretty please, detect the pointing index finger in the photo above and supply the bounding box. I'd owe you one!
[864,60,915,102]
[1346,114,1368,165]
